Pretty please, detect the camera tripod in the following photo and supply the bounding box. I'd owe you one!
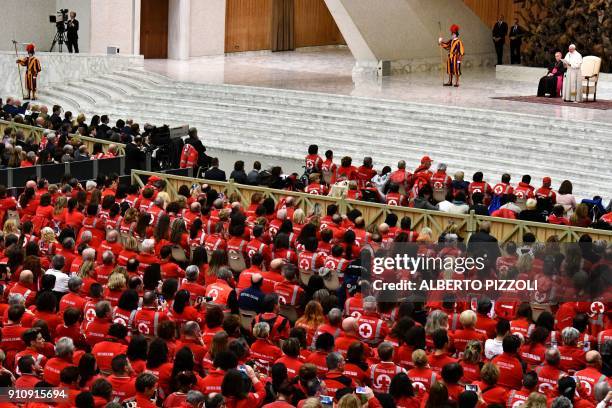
[50,29,67,52]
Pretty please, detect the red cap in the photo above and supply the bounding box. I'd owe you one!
[148,176,161,182]
[421,155,432,163]
[450,24,460,34]
[26,43,35,53]
[543,177,551,185]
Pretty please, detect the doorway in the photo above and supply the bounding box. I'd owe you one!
[140,0,169,58]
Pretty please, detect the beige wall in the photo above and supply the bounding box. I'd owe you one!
[90,0,136,54]
[0,0,55,52]
[190,0,226,57]
[325,0,494,63]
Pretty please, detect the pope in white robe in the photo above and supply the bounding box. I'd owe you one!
[562,44,583,102]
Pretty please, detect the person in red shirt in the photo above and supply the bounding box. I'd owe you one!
[131,372,158,408]
[385,183,407,206]
[535,348,566,395]
[305,173,329,196]
[107,354,136,403]
[55,307,87,349]
[59,276,87,313]
[356,296,389,345]
[472,362,509,406]
[506,371,540,408]
[459,341,483,384]
[1,304,29,371]
[14,355,41,388]
[428,329,458,374]
[91,323,129,374]
[453,310,487,354]
[491,334,524,390]
[336,156,358,182]
[575,351,610,401]
[14,328,48,375]
[474,299,498,339]
[250,321,282,375]
[356,157,377,189]
[548,204,571,225]
[323,352,356,398]
[304,144,323,173]
[535,176,557,206]
[8,270,37,307]
[366,342,405,394]
[320,149,338,184]
[514,174,535,201]
[407,349,438,393]
[83,301,113,347]
[43,337,76,386]
[558,326,587,372]
[519,326,548,369]
[491,173,514,199]
[132,291,171,338]
[275,338,304,379]
[305,332,335,376]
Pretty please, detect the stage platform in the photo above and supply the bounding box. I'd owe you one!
[144,48,612,123]
[0,51,143,100]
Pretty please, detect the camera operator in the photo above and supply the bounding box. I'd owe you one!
[66,11,79,53]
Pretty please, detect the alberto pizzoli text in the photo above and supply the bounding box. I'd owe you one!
[372,279,538,292]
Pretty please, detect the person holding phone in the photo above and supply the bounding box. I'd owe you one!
[221,365,265,408]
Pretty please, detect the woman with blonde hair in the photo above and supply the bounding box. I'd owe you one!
[292,208,307,235]
[119,207,139,235]
[337,393,361,408]
[51,196,68,231]
[104,268,127,307]
[118,236,139,268]
[460,340,483,383]
[38,227,58,259]
[295,301,326,345]
[425,310,449,347]
[520,392,547,408]
[78,259,97,295]
[2,219,20,238]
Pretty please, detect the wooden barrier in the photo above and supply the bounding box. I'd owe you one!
[131,170,612,243]
[0,119,125,155]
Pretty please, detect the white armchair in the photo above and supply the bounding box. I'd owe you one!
[581,56,602,101]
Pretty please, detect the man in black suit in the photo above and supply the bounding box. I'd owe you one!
[50,105,63,130]
[509,18,524,64]
[97,115,111,139]
[467,220,501,260]
[492,15,508,65]
[125,136,146,174]
[203,157,227,181]
[66,11,79,53]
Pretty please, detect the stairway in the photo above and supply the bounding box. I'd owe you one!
[37,67,612,200]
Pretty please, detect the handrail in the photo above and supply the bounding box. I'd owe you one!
[0,119,126,155]
[131,170,612,243]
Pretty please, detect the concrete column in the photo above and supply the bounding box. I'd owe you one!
[132,0,141,55]
[168,0,191,60]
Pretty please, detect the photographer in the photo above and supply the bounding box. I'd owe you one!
[66,11,79,53]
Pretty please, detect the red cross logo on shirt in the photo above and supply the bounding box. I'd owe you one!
[374,374,391,390]
[589,301,605,317]
[208,289,219,301]
[85,308,96,322]
[138,322,150,335]
[113,317,127,326]
[299,258,311,270]
[358,323,373,338]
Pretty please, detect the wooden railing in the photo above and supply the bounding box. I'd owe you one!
[131,170,612,243]
[0,119,125,155]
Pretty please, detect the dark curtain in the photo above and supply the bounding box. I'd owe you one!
[271,0,295,51]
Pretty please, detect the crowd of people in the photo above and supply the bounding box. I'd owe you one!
[0,99,126,168]
[2,97,611,230]
[0,164,607,407]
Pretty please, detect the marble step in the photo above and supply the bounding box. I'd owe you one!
[102,98,606,161]
[97,107,610,196]
[114,69,171,86]
[81,77,130,96]
[96,74,152,94]
[118,76,611,133]
[117,93,607,153]
[36,90,81,113]
[67,81,121,102]
[136,86,611,141]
